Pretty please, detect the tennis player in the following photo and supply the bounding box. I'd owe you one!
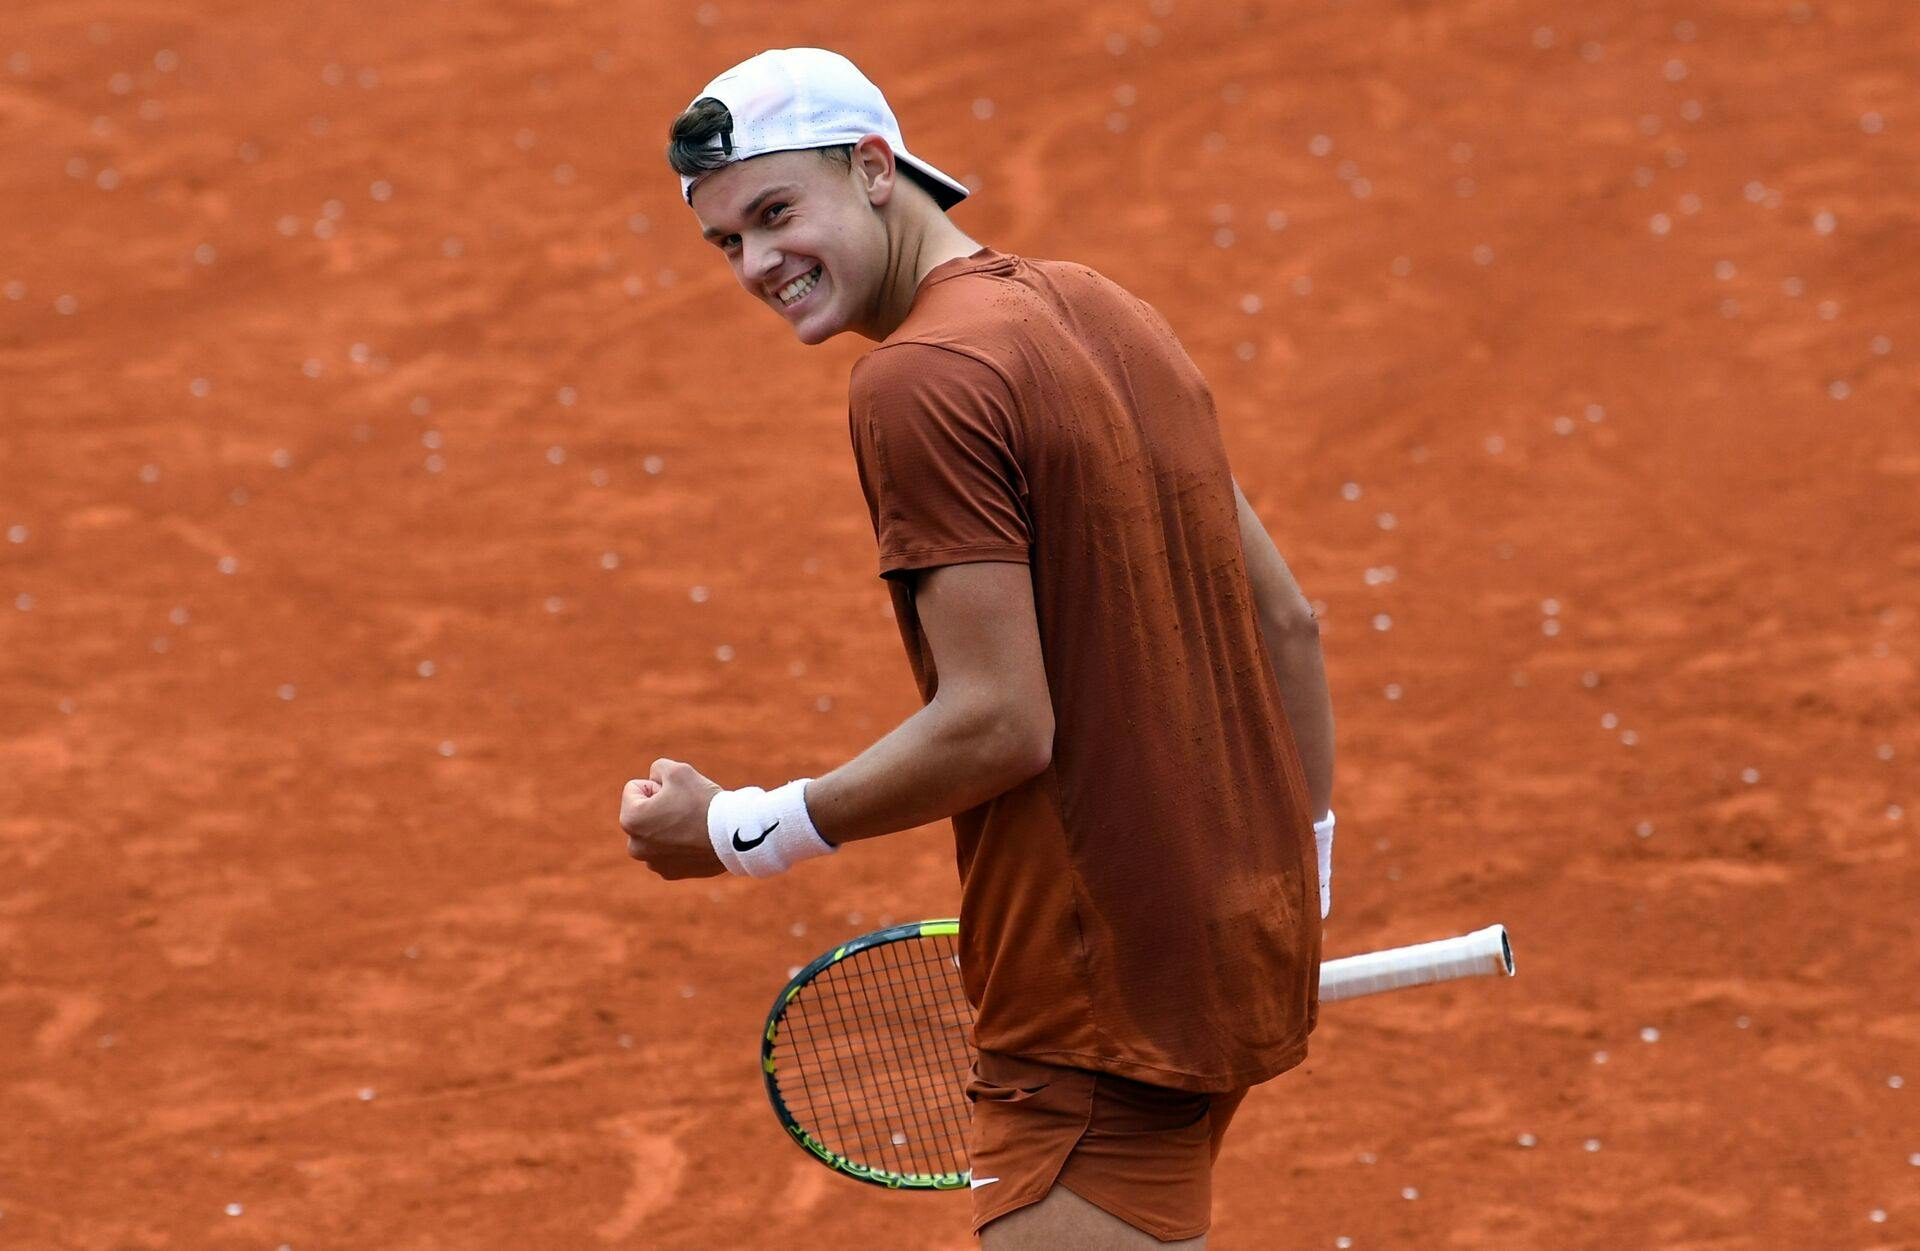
[619,48,1338,1248]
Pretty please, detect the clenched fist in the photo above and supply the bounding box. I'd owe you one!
[620,758,726,880]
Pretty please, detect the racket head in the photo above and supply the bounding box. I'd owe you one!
[761,918,974,1190]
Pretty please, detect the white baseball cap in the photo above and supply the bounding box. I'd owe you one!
[677,48,970,210]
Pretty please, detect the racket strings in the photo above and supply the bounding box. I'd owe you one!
[813,937,967,1174]
[878,934,972,1162]
[813,946,922,1174]
[772,931,974,1178]
[787,966,933,1174]
[783,977,856,1159]
[893,935,974,1149]
[846,940,951,1172]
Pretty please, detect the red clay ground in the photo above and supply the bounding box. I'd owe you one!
[3,1,1917,1247]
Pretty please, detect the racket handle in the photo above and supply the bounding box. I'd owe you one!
[1318,924,1514,1002]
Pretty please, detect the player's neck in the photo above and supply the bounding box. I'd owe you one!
[864,211,982,341]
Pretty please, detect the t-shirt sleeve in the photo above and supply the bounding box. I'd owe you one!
[848,343,1032,580]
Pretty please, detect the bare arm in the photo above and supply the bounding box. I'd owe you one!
[806,561,1053,845]
[1233,477,1335,821]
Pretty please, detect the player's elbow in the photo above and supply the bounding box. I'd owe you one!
[1000,706,1054,783]
[1261,594,1320,640]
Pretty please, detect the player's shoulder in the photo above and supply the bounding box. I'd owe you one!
[950,251,1125,299]
[1014,251,1141,295]
[850,252,1146,405]
[962,252,1157,332]
[849,339,1004,409]
[891,253,1131,347]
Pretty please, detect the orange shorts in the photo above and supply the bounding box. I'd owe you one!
[964,1049,1250,1243]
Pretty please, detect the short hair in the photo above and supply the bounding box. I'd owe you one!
[666,96,942,204]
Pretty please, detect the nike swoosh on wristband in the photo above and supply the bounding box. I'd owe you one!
[969,1176,1001,1189]
[731,819,778,852]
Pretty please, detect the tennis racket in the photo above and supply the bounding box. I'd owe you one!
[760,920,1515,1190]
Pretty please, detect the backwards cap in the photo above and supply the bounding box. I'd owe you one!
[678,48,969,210]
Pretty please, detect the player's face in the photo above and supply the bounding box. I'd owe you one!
[692,151,889,345]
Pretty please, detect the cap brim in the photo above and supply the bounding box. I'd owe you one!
[896,150,970,209]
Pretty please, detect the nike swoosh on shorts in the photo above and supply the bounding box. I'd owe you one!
[969,1176,1001,1189]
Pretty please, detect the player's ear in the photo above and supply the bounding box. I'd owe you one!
[851,135,895,206]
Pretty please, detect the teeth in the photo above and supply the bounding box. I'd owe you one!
[778,266,821,306]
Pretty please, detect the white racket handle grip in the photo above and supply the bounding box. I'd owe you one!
[1319,924,1515,1002]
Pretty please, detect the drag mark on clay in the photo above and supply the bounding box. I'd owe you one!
[0,986,103,1055]
[780,1152,829,1218]
[593,1115,688,1243]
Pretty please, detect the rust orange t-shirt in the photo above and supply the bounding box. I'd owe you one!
[847,247,1320,1093]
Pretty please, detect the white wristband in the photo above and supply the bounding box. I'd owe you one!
[707,779,836,878]
[1314,811,1336,919]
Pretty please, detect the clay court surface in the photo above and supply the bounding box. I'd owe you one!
[3,0,1917,1246]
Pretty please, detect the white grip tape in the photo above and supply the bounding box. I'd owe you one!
[1314,811,1335,919]
[707,779,836,878]
[1318,924,1515,1002]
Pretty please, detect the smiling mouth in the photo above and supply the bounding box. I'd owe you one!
[776,265,822,307]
